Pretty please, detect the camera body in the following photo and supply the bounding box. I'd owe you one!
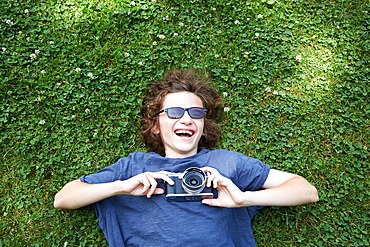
[164,167,218,202]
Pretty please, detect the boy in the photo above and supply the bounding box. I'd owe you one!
[54,69,318,246]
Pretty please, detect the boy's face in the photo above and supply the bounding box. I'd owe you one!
[154,92,205,158]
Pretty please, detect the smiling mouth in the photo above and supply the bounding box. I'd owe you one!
[175,130,194,138]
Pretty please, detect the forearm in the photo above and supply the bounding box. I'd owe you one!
[244,176,319,207]
[54,180,123,209]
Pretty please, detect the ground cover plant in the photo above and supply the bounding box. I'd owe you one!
[1,0,369,246]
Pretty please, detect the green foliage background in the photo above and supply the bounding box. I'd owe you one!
[1,0,369,246]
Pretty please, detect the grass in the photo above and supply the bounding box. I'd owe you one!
[1,0,369,246]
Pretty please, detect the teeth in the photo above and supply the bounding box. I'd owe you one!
[175,130,193,136]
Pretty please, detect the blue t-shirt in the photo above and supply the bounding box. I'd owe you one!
[80,149,271,247]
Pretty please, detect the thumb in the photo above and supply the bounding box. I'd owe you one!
[202,199,221,207]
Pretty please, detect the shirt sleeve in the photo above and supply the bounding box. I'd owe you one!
[233,152,271,191]
[80,157,132,184]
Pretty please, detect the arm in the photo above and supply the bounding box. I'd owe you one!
[246,169,319,206]
[202,168,318,208]
[54,172,174,209]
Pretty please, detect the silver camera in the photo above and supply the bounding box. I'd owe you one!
[164,167,218,202]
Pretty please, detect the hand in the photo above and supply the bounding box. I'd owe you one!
[121,171,174,198]
[201,167,246,208]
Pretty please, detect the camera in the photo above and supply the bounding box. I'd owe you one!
[164,167,218,202]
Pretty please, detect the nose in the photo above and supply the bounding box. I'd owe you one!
[179,110,192,125]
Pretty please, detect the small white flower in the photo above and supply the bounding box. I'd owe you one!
[30,53,37,60]
[56,83,61,87]
[18,31,23,35]
[75,68,81,73]
[93,133,98,138]
[35,97,42,102]
[223,92,228,97]
[6,19,14,26]
[114,11,119,14]
[234,20,240,25]
[24,9,29,14]
[124,52,130,57]
[2,47,6,53]
[288,133,293,136]
[138,61,143,66]
[49,41,54,44]
[224,107,230,112]
[257,14,263,18]
[39,120,46,125]
[130,1,136,6]
[273,91,279,95]
[285,87,290,91]
[71,115,75,118]
[295,55,302,62]
[85,108,90,113]
[243,52,250,58]
[152,41,158,45]
[179,22,184,26]
[214,54,220,58]
[158,34,165,39]
[212,8,216,11]
[87,72,94,79]
[255,33,260,37]
[27,37,31,41]
[41,70,46,74]
[265,87,271,92]
[246,18,250,21]
[64,241,68,247]
[35,50,40,55]
[173,33,178,36]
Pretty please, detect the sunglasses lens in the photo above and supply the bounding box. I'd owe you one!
[167,108,184,119]
[188,108,205,118]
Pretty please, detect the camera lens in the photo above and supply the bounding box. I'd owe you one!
[182,167,206,194]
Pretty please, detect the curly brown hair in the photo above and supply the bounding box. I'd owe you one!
[140,69,223,156]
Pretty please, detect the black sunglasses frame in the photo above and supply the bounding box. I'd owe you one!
[154,107,208,119]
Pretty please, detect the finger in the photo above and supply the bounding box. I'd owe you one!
[145,174,159,198]
[160,175,174,186]
[150,172,174,186]
[202,199,221,207]
[153,188,165,195]
[140,175,152,194]
[212,176,220,188]
[201,167,218,174]
[207,174,214,188]
[158,170,171,175]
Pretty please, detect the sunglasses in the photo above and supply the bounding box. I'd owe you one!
[154,107,208,119]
